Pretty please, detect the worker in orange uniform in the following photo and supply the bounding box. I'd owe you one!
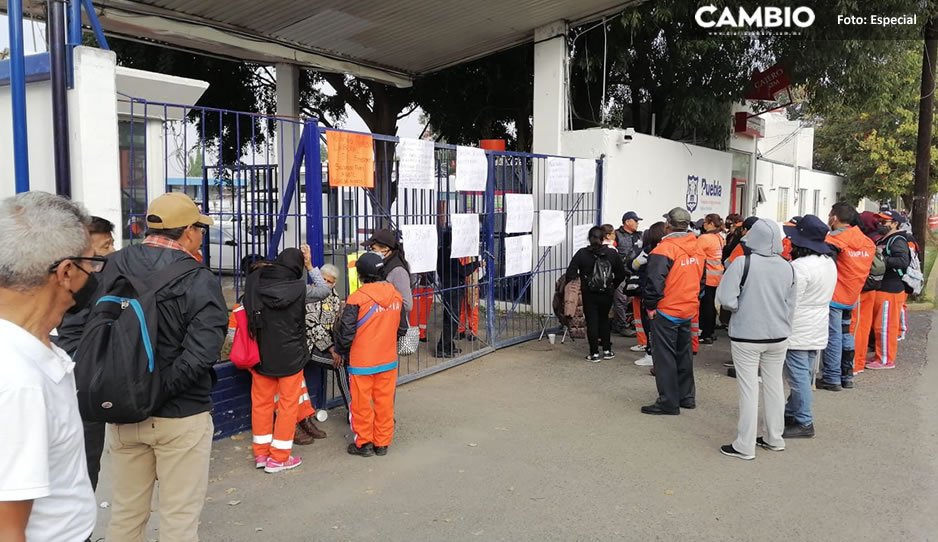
[409,272,435,342]
[820,203,875,391]
[335,252,407,457]
[458,257,481,341]
[696,213,726,345]
[868,211,912,370]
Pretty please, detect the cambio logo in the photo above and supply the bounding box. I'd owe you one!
[695,5,815,29]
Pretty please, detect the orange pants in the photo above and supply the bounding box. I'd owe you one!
[850,290,876,372]
[459,284,480,335]
[410,287,434,339]
[691,315,699,354]
[296,378,315,421]
[349,368,397,448]
[873,290,906,365]
[633,297,647,346]
[251,370,304,462]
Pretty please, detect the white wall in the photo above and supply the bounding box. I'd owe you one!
[0,75,57,196]
[562,129,733,227]
[752,159,843,222]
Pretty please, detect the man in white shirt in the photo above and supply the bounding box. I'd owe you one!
[0,192,99,541]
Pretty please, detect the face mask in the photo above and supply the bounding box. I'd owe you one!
[66,272,98,314]
[876,225,892,236]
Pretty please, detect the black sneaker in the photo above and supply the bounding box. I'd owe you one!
[602,350,616,360]
[720,444,754,460]
[641,403,680,415]
[841,380,855,389]
[756,437,784,452]
[816,380,842,392]
[680,400,696,409]
[701,337,715,345]
[723,360,735,368]
[374,446,388,456]
[782,423,815,439]
[585,353,601,363]
[434,347,463,358]
[785,415,796,428]
[347,442,375,457]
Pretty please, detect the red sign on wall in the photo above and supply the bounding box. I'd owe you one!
[744,63,791,101]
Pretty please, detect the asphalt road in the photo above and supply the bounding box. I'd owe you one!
[93,310,938,541]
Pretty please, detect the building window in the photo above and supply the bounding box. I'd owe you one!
[813,189,821,215]
[777,187,790,222]
[798,188,807,215]
[119,120,147,245]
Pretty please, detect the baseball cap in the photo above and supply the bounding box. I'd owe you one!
[783,214,831,255]
[622,211,643,222]
[663,207,692,226]
[361,228,399,249]
[877,210,905,223]
[146,192,213,230]
[356,251,385,278]
[742,216,759,230]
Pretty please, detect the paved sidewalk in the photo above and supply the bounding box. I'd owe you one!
[92,311,938,541]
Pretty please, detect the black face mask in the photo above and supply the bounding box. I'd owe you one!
[67,272,98,314]
[876,225,892,236]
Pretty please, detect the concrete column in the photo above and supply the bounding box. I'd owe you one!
[275,62,300,198]
[532,21,567,155]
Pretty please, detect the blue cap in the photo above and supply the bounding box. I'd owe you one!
[622,211,643,222]
[356,251,385,278]
[783,214,831,254]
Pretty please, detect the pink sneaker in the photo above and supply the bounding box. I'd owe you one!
[264,456,302,473]
[254,455,269,469]
[866,362,895,370]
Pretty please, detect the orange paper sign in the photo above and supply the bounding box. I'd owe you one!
[327,130,375,188]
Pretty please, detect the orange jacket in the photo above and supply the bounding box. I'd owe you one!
[781,237,792,261]
[336,282,404,374]
[696,231,725,287]
[826,226,875,308]
[643,232,705,320]
[727,242,745,265]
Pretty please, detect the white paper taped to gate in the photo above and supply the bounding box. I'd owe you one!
[504,193,534,233]
[397,138,435,190]
[573,158,596,193]
[538,210,566,247]
[450,213,480,258]
[545,157,571,194]
[573,223,594,248]
[400,224,438,274]
[455,146,488,191]
[504,235,533,277]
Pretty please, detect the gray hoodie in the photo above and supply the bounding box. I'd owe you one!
[716,219,797,343]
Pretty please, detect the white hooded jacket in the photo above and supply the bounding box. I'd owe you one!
[788,253,838,350]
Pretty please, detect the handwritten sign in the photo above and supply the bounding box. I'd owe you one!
[327,131,374,188]
[573,158,596,193]
[455,146,488,191]
[545,157,571,194]
[538,210,566,247]
[400,224,438,274]
[504,193,534,233]
[397,138,435,190]
[573,223,594,248]
[450,213,480,258]
[504,235,533,277]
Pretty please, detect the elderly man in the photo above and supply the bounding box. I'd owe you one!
[0,192,99,541]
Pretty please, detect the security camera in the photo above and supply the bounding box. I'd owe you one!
[617,128,636,146]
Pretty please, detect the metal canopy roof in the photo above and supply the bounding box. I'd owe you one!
[27,0,636,87]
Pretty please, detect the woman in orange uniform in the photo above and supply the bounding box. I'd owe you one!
[696,214,725,345]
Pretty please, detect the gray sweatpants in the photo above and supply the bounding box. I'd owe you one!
[730,340,787,457]
[612,283,631,329]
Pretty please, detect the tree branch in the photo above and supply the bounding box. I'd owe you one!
[322,72,377,128]
[397,103,420,120]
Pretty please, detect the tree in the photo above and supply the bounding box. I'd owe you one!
[912,17,937,264]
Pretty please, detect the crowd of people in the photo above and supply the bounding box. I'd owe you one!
[563,202,922,458]
[0,187,925,540]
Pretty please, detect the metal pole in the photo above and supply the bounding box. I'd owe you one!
[8,0,31,193]
[49,0,73,197]
[66,0,80,88]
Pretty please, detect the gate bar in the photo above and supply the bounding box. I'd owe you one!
[8,0,30,193]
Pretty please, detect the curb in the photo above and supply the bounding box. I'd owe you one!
[909,245,938,311]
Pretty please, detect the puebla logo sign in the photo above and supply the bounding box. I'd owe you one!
[687,175,723,213]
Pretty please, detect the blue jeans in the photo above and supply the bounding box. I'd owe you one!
[822,306,854,384]
[784,349,816,425]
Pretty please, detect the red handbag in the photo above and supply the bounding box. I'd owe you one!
[229,306,260,370]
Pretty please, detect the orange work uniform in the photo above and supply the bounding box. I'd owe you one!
[850,289,877,373]
[336,281,404,449]
[251,369,306,462]
[458,258,480,337]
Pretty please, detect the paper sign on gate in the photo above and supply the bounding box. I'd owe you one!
[545,157,571,194]
[504,193,534,233]
[455,146,488,191]
[573,223,594,248]
[450,213,480,258]
[397,138,435,190]
[573,158,596,193]
[400,224,438,274]
[327,130,375,188]
[538,210,566,247]
[504,235,533,277]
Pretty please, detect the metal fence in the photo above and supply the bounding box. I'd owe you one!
[120,96,601,416]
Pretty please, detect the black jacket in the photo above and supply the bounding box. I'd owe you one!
[566,246,626,293]
[245,269,310,378]
[614,227,641,262]
[877,231,912,294]
[56,244,227,418]
[438,228,480,287]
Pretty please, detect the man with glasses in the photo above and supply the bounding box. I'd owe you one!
[79,192,227,542]
[0,192,99,542]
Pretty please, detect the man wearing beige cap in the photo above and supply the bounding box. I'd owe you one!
[81,192,227,541]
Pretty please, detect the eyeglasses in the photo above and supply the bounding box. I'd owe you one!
[47,256,108,274]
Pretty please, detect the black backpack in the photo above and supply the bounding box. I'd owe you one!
[74,259,202,423]
[587,252,614,292]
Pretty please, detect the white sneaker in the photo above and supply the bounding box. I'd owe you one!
[630,344,646,352]
[634,354,653,367]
